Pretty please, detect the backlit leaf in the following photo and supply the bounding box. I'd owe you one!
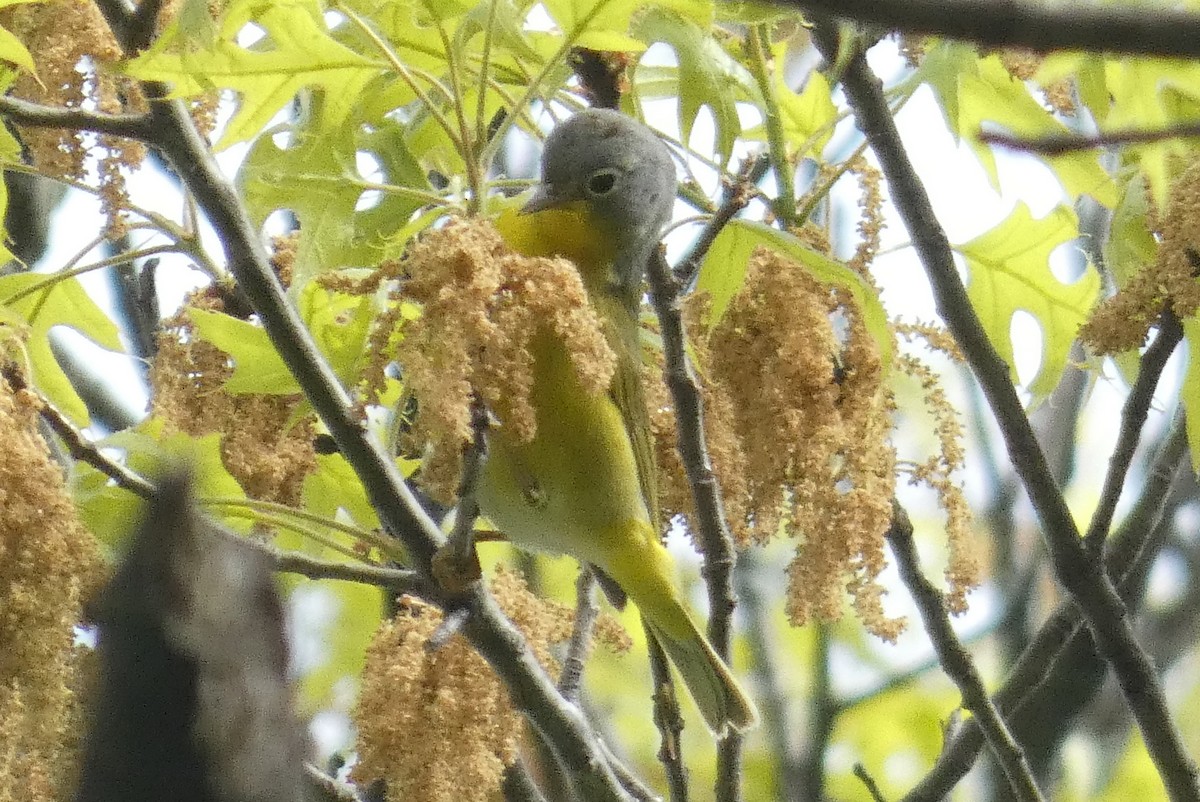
[125,0,381,149]
[0,273,123,424]
[956,203,1099,402]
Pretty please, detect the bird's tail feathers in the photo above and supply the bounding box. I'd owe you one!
[644,615,758,737]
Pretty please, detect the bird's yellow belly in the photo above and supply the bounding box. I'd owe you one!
[475,331,650,570]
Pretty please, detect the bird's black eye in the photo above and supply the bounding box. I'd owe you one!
[587,168,618,196]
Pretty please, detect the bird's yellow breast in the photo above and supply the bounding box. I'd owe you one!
[495,203,619,291]
[476,204,650,569]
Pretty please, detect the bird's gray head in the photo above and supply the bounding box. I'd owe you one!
[522,108,677,295]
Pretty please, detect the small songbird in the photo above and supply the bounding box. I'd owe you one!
[478,108,758,736]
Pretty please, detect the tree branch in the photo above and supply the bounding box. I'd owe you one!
[811,21,1200,800]
[901,414,1191,800]
[647,247,745,802]
[0,95,151,139]
[782,0,1200,58]
[273,551,429,593]
[647,630,690,802]
[888,502,1045,802]
[674,154,770,289]
[304,764,366,802]
[1084,309,1184,552]
[2,364,156,498]
[558,568,599,704]
[981,123,1200,156]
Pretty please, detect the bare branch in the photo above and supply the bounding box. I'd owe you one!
[981,124,1200,156]
[674,154,770,288]
[502,759,551,802]
[273,551,428,593]
[304,764,366,802]
[854,763,888,802]
[888,503,1045,802]
[0,95,151,140]
[1084,309,1184,552]
[646,247,745,802]
[781,0,1200,58]
[558,568,599,704]
[647,630,690,802]
[2,364,155,498]
[432,398,489,594]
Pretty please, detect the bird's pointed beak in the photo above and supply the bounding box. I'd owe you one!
[520,184,564,215]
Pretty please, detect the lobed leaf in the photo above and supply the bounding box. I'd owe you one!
[125,0,382,149]
[956,203,1099,403]
[0,273,123,424]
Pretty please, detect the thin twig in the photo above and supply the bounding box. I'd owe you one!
[782,0,1200,58]
[674,154,771,289]
[449,398,489,567]
[0,381,429,596]
[427,607,472,651]
[888,503,1045,802]
[597,740,664,802]
[647,629,690,802]
[2,365,156,498]
[1083,308,1184,553]
[981,124,1200,156]
[502,759,551,802]
[835,619,998,711]
[854,763,888,802]
[273,551,429,593]
[304,763,366,802]
[558,568,600,704]
[812,21,1200,800]
[646,247,745,802]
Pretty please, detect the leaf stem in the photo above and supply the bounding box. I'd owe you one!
[747,24,796,227]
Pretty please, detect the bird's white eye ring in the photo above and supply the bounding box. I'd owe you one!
[587,168,619,196]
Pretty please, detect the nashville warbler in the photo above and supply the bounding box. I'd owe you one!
[478,108,758,736]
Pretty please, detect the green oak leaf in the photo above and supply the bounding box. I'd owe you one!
[541,0,710,52]
[632,7,758,165]
[188,307,298,395]
[920,43,1116,206]
[956,203,1099,403]
[0,0,43,73]
[0,273,123,424]
[125,0,381,149]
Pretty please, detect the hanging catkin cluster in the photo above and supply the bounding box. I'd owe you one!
[706,249,903,639]
[1081,163,1200,354]
[151,290,317,507]
[352,569,628,802]
[396,218,616,501]
[0,377,104,802]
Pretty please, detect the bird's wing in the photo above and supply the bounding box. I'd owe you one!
[605,310,660,530]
